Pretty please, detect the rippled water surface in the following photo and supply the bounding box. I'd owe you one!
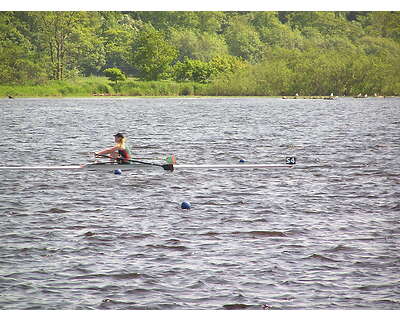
[0,97,399,310]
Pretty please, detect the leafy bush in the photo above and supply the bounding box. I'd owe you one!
[103,68,126,84]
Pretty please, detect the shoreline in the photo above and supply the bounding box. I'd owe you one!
[2,95,397,99]
[2,77,397,99]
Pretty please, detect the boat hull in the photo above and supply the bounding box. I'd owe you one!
[84,162,161,171]
[0,163,294,171]
[0,163,161,171]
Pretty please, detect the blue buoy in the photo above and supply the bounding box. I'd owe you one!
[181,201,191,209]
[239,159,246,163]
[114,169,122,175]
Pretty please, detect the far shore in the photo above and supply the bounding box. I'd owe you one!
[1,77,397,99]
[2,95,397,99]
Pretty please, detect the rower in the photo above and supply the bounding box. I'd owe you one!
[95,132,132,164]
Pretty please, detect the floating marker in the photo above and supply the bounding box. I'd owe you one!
[114,169,122,175]
[181,201,191,209]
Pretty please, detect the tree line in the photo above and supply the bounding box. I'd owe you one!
[1,11,399,95]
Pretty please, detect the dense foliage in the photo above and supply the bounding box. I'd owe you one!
[1,11,399,95]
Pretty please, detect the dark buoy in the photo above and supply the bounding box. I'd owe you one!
[181,201,191,209]
[114,169,122,175]
[239,159,246,163]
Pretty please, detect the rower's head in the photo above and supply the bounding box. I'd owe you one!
[114,132,124,141]
[114,132,126,147]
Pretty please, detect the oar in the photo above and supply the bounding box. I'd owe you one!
[129,159,174,171]
[92,153,176,164]
[94,154,174,171]
[135,154,176,164]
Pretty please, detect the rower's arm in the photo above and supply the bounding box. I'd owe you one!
[97,146,119,155]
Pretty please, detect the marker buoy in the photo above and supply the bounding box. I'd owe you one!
[114,169,122,175]
[181,201,191,209]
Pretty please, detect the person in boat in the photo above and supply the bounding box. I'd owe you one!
[95,133,132,164]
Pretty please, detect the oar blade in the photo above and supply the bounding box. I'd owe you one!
[162,164,174,172]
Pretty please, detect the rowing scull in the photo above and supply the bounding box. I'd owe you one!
[0,163,294,171]
[0,157,296,171]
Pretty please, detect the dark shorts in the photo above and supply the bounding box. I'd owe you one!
[117,150,131,163]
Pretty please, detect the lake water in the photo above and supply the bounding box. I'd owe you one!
[0,97,399,310]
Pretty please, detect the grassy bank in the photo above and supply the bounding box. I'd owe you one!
[0,77,209,98]
[2,77,397,98]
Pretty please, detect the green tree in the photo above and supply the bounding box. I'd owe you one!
[0,12,45,84]
[130,24,178,80]
[168,28,199,60]
[104,67,126,84]
[287,12,347,36]
[30,12,79,80]
[29,12,106,80]
[197,12,226,33]
[100,12,142,74]
[129,11,226,33]
[68,23,106,76]
[249,11,282,30]
[251,60,293,95]
[168,28,228,61]
[196,33,229,61]
[209,55,247,74]
[223,15,264,62]
[359,12,400,40]
[259,23,305,49]
[173,55,246,83]
[173,58,213,83]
